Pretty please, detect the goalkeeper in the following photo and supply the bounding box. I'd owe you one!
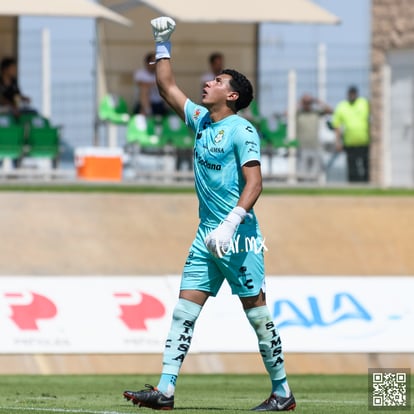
[124,16,296,412]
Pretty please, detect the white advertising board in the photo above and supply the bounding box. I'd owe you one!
[0,276,412,353]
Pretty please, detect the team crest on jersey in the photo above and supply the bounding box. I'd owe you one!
[193,108,201,120]
[214,130,225,143]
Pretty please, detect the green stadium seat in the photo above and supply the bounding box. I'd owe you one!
[127,115,167,151]
[26,126,60,168]
[126,114,149,144]
[18,113,50,129]
[162,115,193,149]
[0,113,17,127]
[258,116,288,149]
[160,115,193,172]
[0,123,25,162]
[99,94,130,125]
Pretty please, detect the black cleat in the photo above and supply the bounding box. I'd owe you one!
[123,384,174,410]
[252,392,296,411]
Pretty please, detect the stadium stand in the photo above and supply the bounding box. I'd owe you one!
[98,94,130,125]
[0,113,25,167]
[0,112,61,169]
[126,114,168,152]
[121,99,301,181]
[22,114,60,168]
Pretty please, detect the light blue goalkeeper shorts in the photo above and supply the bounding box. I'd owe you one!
[181,223,266,298]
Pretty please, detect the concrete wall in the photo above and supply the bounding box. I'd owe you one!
[0,192,413,276]
[371,0,414,184]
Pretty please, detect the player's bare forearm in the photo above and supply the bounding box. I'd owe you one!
[155,58,186,120]
[238,161,263,212]
[334,128,343,151]
[139,84,151,115]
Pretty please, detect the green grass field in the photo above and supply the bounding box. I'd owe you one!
[0,373,411,414]
[0,183,414,197]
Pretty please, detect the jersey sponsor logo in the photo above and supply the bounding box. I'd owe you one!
[214,129,225,143]
[195,149,222,171]
[245,140,259,154]
[245,126,254,133]
[192,108,201,120]
[210,147,224,154]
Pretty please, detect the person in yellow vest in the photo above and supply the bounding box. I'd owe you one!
[332,86,370,182]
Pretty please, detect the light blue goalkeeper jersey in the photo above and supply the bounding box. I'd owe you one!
[184,99,261,228]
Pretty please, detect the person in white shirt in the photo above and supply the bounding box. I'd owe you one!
[133,52,168,116]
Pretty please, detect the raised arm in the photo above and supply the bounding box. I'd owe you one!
[151,17,187,120]
[137,81,151,115]
[155,59,187,120]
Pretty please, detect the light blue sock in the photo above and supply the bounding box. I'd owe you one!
[245,306,290,397]
[157,298,202,397]
[157,373,177,397]
[272,377,290,398]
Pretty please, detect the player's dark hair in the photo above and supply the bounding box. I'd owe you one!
[221,68,253,112]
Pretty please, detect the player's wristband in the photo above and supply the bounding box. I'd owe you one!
[155,41,171,60]
[225,206,247,227]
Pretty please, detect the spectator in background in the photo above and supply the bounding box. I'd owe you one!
[200,52,224,93]
[0,57,32,117]
[296,93,332,180]
[332,86,370,182]
[133,52,168,116]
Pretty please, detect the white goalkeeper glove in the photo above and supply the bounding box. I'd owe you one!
[151,16,176,60]
[204,206,248,258]
[151,16,176,42]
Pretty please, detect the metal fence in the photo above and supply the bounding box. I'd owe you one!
[258,42,370,116]
[14,28,374,184]
[18,28,95,166]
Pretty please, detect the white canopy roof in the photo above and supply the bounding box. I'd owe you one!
[123,0,340,24]
[0,0,131,26]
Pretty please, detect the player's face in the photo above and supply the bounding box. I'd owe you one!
[202,74,237,107]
